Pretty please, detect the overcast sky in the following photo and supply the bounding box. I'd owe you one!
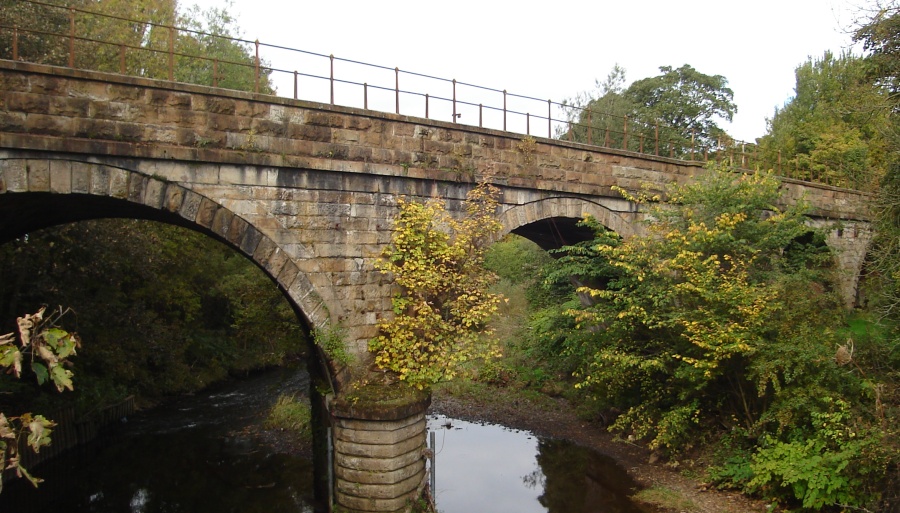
[185,0,864,143]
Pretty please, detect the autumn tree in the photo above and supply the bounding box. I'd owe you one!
[369,182,504,388]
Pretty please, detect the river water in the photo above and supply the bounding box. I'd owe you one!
[1,368,649,513]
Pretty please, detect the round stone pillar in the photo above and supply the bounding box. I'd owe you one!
[331,385,431,513]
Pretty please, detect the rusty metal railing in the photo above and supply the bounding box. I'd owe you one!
[0,0,863,189]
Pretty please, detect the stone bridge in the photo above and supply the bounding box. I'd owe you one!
[0,61,872,512]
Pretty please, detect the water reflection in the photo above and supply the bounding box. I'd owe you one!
[427,414,648,513]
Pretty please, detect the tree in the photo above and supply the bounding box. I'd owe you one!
[0,219,304,407]
[537,165,896,509]
[624,64,736,152]
[0,307,79,492]
[369,182,505,388]
[562,64,736,156]
[854,2,900,320]
[0,0,273,93]
[757,51,890,188]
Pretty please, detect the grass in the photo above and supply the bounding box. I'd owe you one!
[264,394,312,438]
[632,486,697,511]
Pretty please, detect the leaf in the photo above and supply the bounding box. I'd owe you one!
[36,344,58,365]
[50,364,74,392]
[16,462,44,488]
[0,346,23,378]
[0,414,15,439]
[32,362,49,386]
[26,415,54,453]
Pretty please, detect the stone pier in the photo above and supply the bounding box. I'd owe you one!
[331,386,431,512]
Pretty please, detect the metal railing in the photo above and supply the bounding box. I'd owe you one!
[0,0,861,189]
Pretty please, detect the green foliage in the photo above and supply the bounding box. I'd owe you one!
[0,0,273,93]
[758,51,890,188]
[370,183,504,388]
[519,163,899,509]
[483,234,553,286]
[264,393,312,439]
[0,307,79,492]
[0,219,305,408]
[313,323,351,367]
[563,64,737,154]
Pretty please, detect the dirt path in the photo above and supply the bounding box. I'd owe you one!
[430,385,767,513]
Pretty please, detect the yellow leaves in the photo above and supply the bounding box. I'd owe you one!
[370,182,504,387]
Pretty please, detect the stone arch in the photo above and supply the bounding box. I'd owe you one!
[498,197,638,250]
[0,156,345,386]
[806,218,874,308]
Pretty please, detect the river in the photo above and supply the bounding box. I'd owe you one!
[1,367,650,513]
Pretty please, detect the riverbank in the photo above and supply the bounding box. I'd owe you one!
[429,382,767,513]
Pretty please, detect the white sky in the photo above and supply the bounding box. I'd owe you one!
[184,0,864,143]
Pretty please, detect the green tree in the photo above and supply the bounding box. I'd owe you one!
[625,64,736,152]
[855,2,900,319]
[758,51,889,188]
[0,0,272,93]
[562,64,736,156]
[535,165,895,509]
[0,219,304,408]
[369,182,505,388]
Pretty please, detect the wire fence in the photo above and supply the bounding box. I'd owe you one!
[0,0,859,189]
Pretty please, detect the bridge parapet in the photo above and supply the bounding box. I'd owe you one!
[0,60,870,219]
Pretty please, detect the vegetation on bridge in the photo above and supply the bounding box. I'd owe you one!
[370,182,504,389]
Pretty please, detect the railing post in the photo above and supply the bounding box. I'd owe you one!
[587,109,592,145]
[68,8,75,68]
[293,70,298,99]
[547,99,552,138]
[623,115,629,150]
[479,104,483,128]
[778,150,782,175]
[168,26,174,81]
[254,39,260,93]
[503,90,507,131]
[13,26,18,61]
[364,83,368,109]
[639,133,644,153]
[119,44,125,74]
[425,93,429,119]
[691,128,696,160]
[452,79,457,123]
[395,67,400,114]
[330,55,335,105]
[213,59,219,87]
[654,121,659,156]
[526,113,530,135]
